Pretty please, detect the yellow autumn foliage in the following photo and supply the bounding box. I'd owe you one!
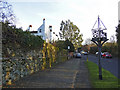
[7,80,12,85]
[42,42,59,69]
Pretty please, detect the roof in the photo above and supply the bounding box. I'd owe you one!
[30,31,38,33]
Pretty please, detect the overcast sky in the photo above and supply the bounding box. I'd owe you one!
[8,0,119,44]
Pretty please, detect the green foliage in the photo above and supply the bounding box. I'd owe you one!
[55,39,75,52]
[85,61,119,88]
[102,42,118,57]
[90,46,98,54]
[59,20,83,49]
[64,39,75,52]
[41,42,68,69]
[54,40,65,50]
[2,23,68,85]
[89,42,118,56]
[2,22,44,55]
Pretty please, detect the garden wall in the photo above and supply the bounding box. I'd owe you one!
[2,42,67,86]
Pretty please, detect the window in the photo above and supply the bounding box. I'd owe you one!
[39,29,42,33]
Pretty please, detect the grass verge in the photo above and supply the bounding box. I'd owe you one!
[85,61,120,88]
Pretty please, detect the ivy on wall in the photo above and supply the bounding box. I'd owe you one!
[2,22,68,86]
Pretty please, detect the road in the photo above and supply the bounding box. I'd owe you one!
[6,58,91,88]
[82,54,119,78]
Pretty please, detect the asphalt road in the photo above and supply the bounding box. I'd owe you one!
[82,54,119,78]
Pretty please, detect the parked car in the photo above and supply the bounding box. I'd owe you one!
[84,52,88,55]
[95,52,103,57]
[73,53,77,58]
[102,52,112,58]
[76,53,82,58]
[81,51,85,54]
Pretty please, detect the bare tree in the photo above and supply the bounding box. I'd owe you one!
[0,0,16,25]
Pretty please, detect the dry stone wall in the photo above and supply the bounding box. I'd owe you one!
[2,42,68,86]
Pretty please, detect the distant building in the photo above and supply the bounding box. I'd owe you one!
[28,18,54,43]
[29,18,46,40]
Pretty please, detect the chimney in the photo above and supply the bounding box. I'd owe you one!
[49,25,52,32]
[43,18,45,24]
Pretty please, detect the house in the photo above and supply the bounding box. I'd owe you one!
[29,18,46,40]
[28,18,53,43]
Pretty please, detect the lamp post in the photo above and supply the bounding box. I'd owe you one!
[91,16,108,80]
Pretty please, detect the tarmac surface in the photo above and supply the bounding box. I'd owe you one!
[4,57,91,88]
[85,54,119,78]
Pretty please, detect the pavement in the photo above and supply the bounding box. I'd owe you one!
[3,57,91,88]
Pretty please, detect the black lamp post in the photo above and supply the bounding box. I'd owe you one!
[91,16,108,80]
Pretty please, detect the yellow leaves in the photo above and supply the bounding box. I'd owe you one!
[31,70,34,74]
[49,58,52,68]
[26,65,29,69]
[12,53,15,57]
[29,56,32,60]
[50,64,51,68]
[7,80,12,85]
[5,72,12,85]
[52,57,55,63]
[41,42,59,69]
[42,66,45,70]
[42,61,46,70]
[42,53,45,57]
[35,60,37,63]
[47,46,49,49]
[35,64,37,68]
[43,62,46,66]
[5,72,10,80]
[42,57,46,70]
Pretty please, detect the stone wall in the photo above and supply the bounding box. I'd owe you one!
[2,49,43,85]
[2,42,68,86]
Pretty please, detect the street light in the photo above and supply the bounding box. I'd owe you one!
[91,16,108,80]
